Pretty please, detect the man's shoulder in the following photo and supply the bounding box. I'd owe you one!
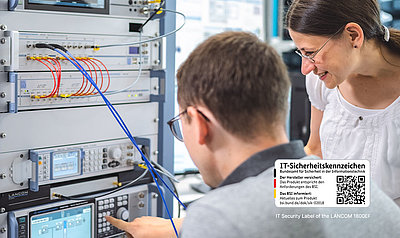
[181,168,275,238]
[189,155,319,212]
[193,166,274,207]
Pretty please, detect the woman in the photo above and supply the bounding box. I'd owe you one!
[286,0,400,200]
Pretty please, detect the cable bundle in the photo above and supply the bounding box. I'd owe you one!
[28,56,111,98]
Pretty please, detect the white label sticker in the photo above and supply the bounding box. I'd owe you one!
[274,160,370,207]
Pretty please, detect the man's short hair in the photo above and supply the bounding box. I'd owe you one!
[177,31,291,140]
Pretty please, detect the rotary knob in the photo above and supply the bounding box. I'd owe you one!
[109,147,122,160]
[116,207,129,221]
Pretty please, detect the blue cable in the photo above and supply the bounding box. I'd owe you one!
[61,49,180,236]
[62,50,186,209]
[52,48,183,238]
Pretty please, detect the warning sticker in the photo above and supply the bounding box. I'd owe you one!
[274,160,370,207]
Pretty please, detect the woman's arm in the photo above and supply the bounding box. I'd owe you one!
[304,105,323,158]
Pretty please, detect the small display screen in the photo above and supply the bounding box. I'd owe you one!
[52,151,80,179]
[129,46,140,54]
[31,205,92,238]
[28,0,105,9]
[25,0,109,14]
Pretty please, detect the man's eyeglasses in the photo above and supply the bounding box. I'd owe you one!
[167,108,209,142]
[295,27,343,63]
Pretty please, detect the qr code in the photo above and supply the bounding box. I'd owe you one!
[336,176,366,204]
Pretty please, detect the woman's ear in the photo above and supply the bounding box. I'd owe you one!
[344,22,364,48]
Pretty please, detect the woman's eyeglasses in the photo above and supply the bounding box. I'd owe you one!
[295,27,343,63]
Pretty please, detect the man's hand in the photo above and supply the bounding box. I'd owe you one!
[105,216,183,238]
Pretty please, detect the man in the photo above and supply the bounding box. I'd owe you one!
[106,32,400,237]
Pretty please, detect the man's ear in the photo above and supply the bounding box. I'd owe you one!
[186,107,209,145]
[344,22,364,48]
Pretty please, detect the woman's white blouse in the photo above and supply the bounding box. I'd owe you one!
[306,73,400,199]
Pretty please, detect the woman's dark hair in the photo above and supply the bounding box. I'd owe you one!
[285,0,400,54]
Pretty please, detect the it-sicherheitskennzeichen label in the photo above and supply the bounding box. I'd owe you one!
[274,160,370,207]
